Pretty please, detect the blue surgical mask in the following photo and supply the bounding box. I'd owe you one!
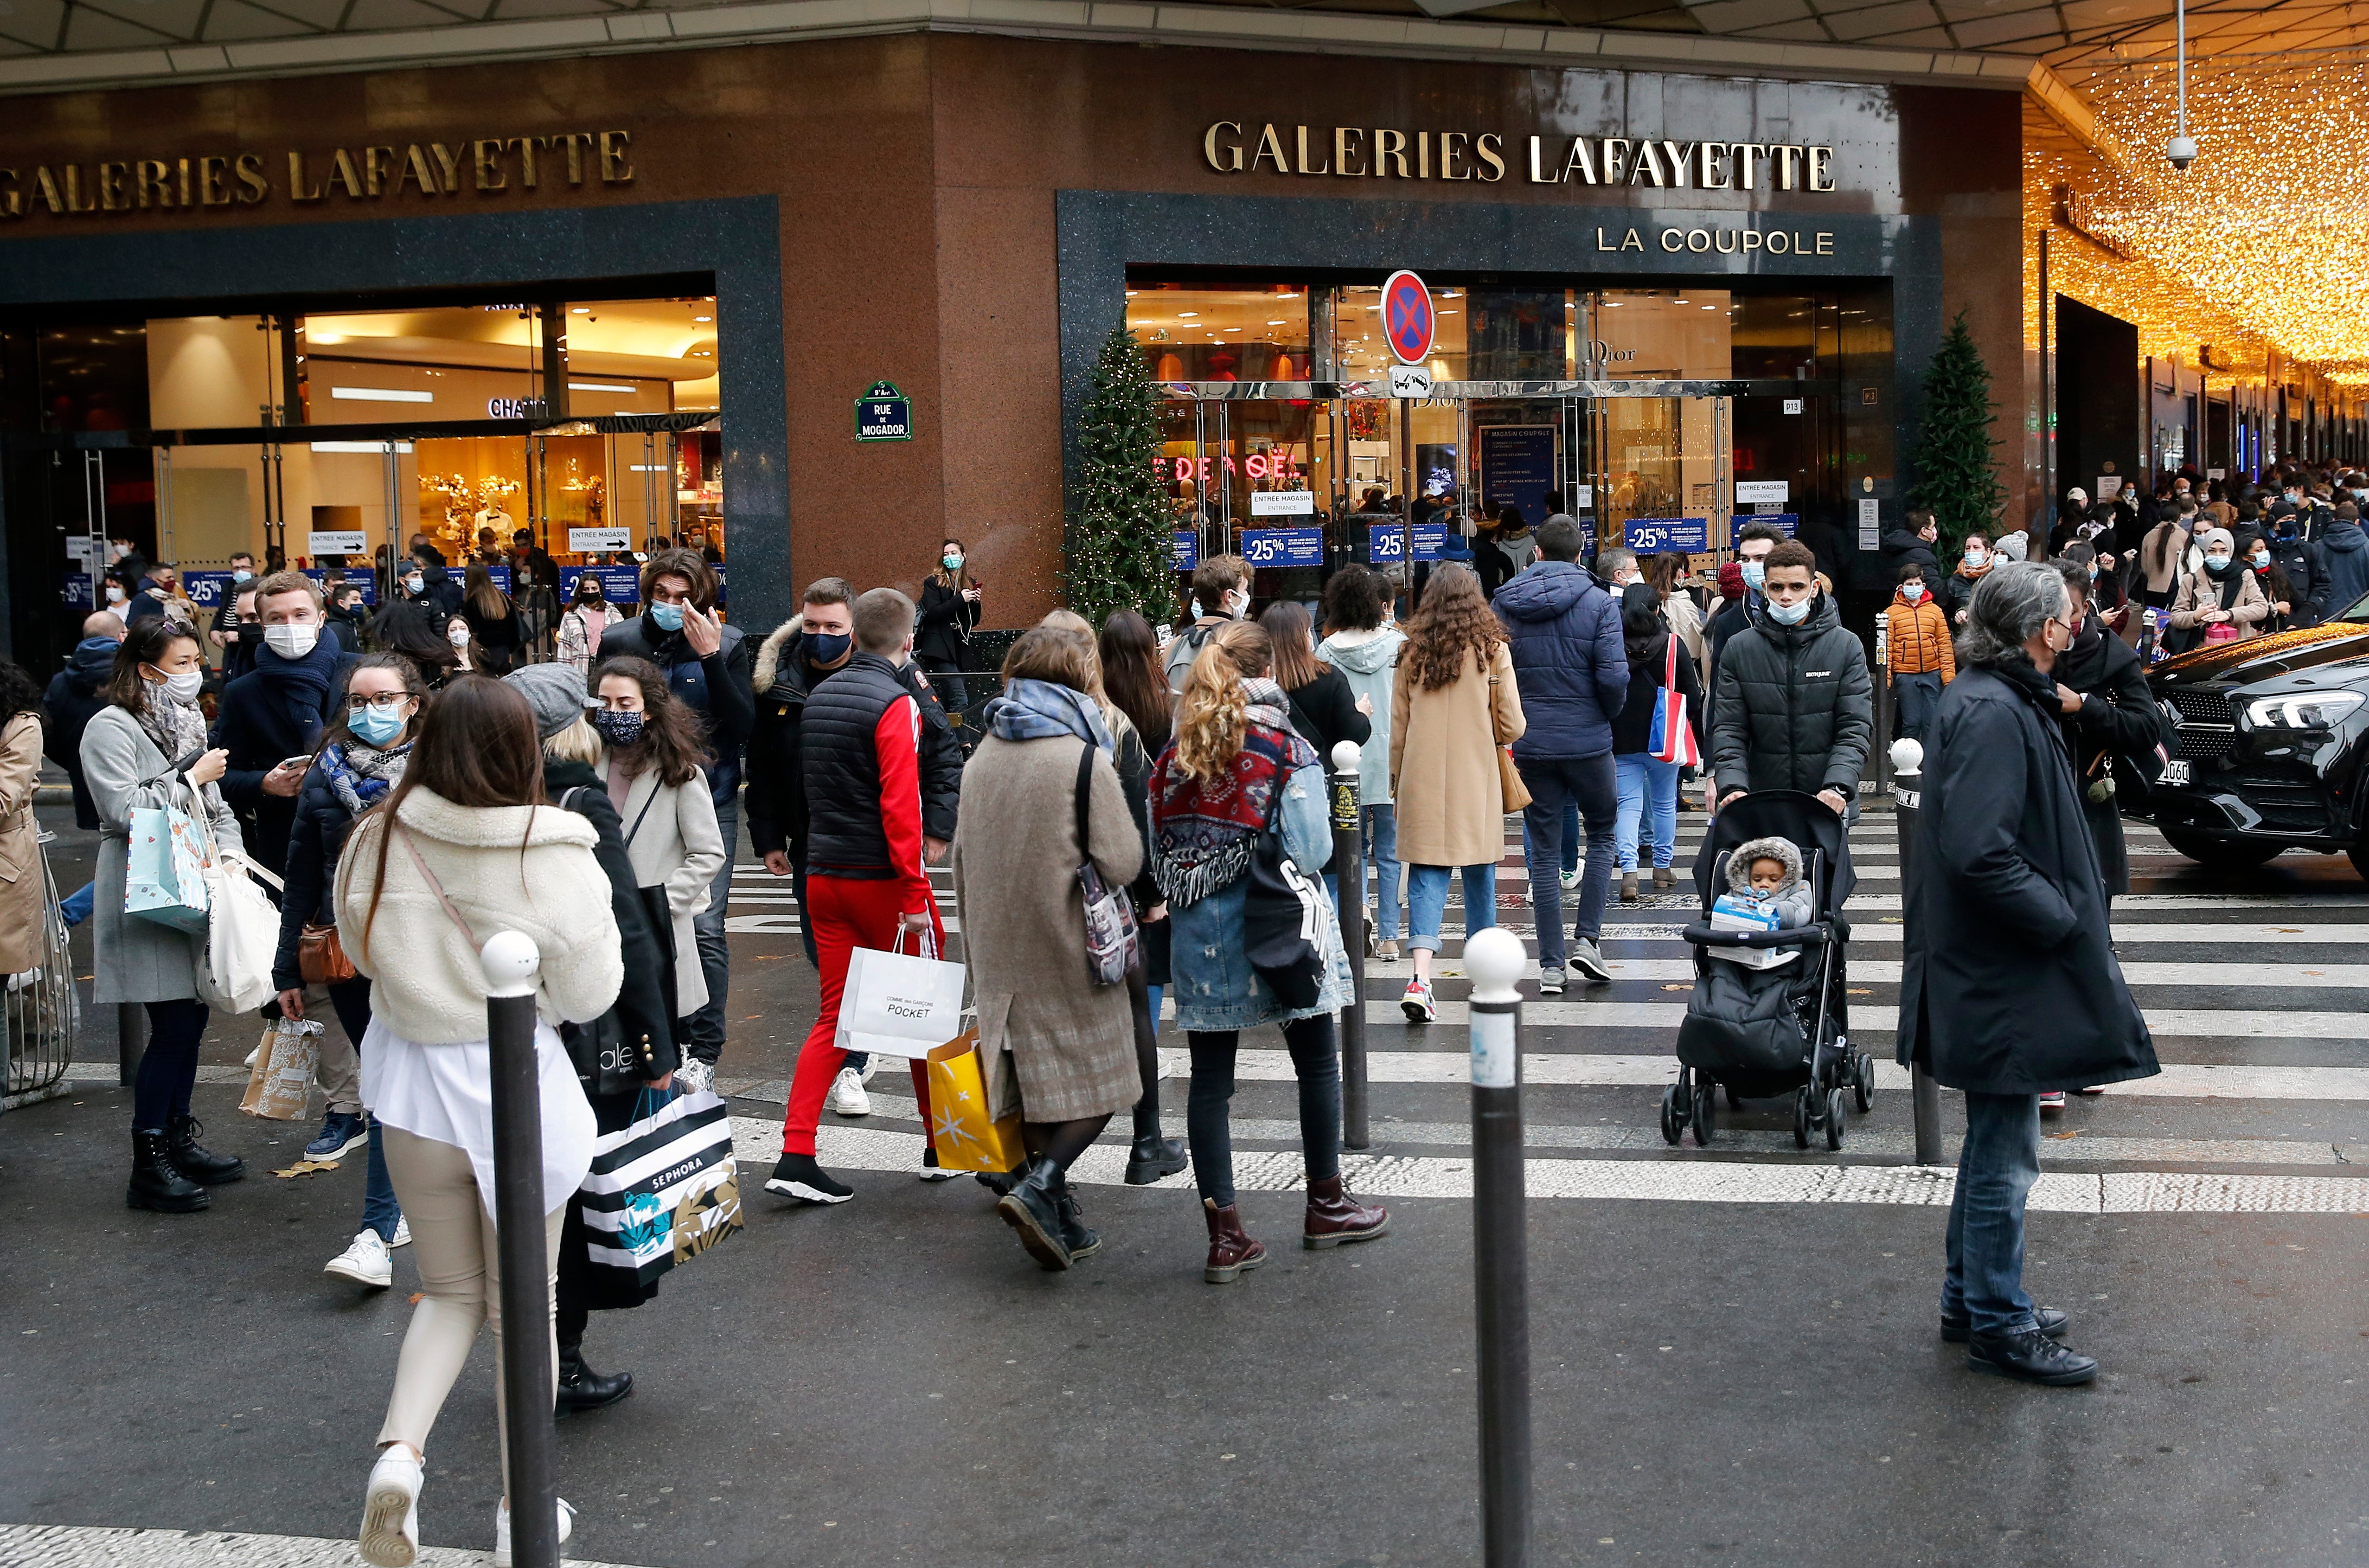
[1766,596,1810,626]
[404,575,425,594]
[647,601,686,632]
[231,569,253,584]
[1740,560,1766,592]
[2251,550,2270,569]
[350,703,407,746]
[1962,549,1988,569]
[805,631,851,668]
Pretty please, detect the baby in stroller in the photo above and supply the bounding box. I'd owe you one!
[1715,836,1816,934]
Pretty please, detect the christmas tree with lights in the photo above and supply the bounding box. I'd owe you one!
[1067,323,1175,627]
[1907,308,2006,554]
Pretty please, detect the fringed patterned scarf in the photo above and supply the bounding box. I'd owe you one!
[1150,679,1315,908]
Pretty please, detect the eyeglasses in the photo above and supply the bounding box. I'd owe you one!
[344,693,412,713]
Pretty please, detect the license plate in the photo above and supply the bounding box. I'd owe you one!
[2160,760,2192,787]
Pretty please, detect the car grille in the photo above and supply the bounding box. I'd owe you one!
[2164,688,2237,760]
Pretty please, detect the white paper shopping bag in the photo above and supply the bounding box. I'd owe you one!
[834,928,968,1059]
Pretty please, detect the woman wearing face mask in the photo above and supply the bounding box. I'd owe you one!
[445,613,478,676]
[1940,530,1993,627]
[2168,526,2269,648]
[915,538,983,735]
[556,575,613,677]
[459,565,521,678]
[2239,532,2301,633]
[274,655,426,1287]
[591,657,727,1040]
[81,619,243,1214]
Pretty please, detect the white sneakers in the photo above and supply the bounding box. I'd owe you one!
[325,1230,393,1289]
[492,1495,575,1567]
[391,1216,411,1248]
[1558,867,1582,891]
[358,1445,424,1568]
[1400,979,1436,1024]
[828,1065,871,1117]
[674,1057,715,1095]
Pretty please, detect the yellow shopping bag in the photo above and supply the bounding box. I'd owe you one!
[924,1029,1025,1174]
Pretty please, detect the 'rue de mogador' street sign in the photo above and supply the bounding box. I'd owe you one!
[855,381,913,442]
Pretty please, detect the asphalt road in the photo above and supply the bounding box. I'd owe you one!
[3,798,2366,1567]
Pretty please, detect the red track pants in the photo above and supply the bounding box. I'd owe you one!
[779,873,939,1159]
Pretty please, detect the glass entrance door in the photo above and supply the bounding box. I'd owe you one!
[1585,394,1732,571]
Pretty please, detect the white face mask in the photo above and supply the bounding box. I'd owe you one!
[264,623,318,659]
[150,669,203,704]
[448,624,471,647]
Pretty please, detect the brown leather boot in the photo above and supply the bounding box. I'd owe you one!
[1303,1174,1390,1249]
[1202,1198,1266,1284]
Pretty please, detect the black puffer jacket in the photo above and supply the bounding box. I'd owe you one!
[1709,589,1872,816]
[2054,622,2168,897]
[1898,658,2159,1094]
[745,623,958,865]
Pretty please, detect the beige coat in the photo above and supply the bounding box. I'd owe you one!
[1390,641,1526,869]
[952,732,1143,1123]
[602,755,727,1016]
[2168,568,2270,641]
[0,712,46,975]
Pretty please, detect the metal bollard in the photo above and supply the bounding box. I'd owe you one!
[1890,741,1944,1166]
[482,930,560,1568]
[1464,926,1531,1568]
[1331,740,1370,1152]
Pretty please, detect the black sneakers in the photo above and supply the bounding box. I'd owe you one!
[764,1153,853,1205]
[1967,1327,2098,1385]
[1942,1304,2067,1344]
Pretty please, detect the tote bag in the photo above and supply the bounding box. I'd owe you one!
[836,926,969,1059]
[1072,742,1139,986]
[187,779,283,1016]
[575,1087,743,1290]
[1648,635,1701,767]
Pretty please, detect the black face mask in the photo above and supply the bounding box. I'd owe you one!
[805,631,852,669]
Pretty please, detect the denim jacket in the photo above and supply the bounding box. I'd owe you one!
[1167,760,1355,1032]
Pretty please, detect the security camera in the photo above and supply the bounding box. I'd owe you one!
[2166,134,2198,171]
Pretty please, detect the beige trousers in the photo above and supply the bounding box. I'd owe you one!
[315,1023,361,1116]
[375,1126,567,1474]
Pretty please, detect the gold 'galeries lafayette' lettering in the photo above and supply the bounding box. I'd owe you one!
[0,131,635,220]
[1197,124,1838,194]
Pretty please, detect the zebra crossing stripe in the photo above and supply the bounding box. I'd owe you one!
[1364,959,2369,986]
[735,1120,2369,1214]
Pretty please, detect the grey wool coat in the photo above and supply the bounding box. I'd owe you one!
[951,732,1143,1124]
[81,704,245,1005]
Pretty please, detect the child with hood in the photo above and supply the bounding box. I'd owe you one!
[1317,565,1409,961]
[1723,835,1814,929]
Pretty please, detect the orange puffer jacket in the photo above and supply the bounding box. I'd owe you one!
[1885,593,1956,680]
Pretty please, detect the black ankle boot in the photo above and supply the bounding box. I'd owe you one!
[993,1155,1072,1270]
[555,1341,633,1415]
[1123,1133,1188,1186]
[1054,1186,1100,1261]
[127,1130,208,1213]
[166,1113,244,1185]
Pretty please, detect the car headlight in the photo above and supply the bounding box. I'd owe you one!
[2245,690,2365,729]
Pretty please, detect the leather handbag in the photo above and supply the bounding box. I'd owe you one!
[1488,668,1532,813]
[297,921,357,986]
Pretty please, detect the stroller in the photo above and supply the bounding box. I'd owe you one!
[1661,790,1875,1151]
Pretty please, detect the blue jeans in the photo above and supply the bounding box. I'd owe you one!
[1943,1090,2043,1336]
[1520,799,1581,876]
[1147,984,1162,1040]
[1517,751,1619,969]
[328,977,402,1242]
[1894,670,1943,743]
[1614,753,1681,872]
[685,793,737,1065]
[1406,862,1496,954]
[1361,803,1402,942]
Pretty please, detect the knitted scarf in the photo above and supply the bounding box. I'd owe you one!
[254,638,343,741]
[983,677,1113,754]
[321,739,412,819]
[1149,678,1314,908]
[135,682,207,765]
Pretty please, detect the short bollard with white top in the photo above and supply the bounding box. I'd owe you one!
[1331,740,1371,1151]
[482,930,561,1568]
[1890,738,1944,1166]
[1464,925,1531,1568]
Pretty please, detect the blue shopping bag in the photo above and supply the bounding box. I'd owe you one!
[123,798,210,934]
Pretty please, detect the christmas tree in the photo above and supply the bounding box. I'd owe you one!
[1066,323,1175,627]
[1906,307,2006,554]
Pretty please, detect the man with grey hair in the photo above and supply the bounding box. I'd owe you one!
[1898,561,2159,1386]
[1594,547,1640,590]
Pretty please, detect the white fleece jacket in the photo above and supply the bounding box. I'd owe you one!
[335,785,624,1044]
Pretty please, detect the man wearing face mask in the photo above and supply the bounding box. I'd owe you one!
[597,548,754,1091]
[207,551,258,663]
[44,610,126,832]
[219,587,264,683]
[209,572,355,880]
[1705,521,1786,716]
[1162,556,1253,692]
[1709,539,1872,822]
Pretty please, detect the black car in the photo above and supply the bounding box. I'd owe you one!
[2138,609,2369,877]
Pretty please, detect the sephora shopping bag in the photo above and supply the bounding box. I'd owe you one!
[835,927,968,1059]
[575,1088,744,1289]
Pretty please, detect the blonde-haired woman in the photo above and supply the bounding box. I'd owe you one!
[1150,620,1385,1284]
[1391,562,1524,1024]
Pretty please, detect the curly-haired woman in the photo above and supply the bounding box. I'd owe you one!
[1390,562,1524,1024]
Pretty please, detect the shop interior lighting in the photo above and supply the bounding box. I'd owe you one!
[693,314,713,322]
[311,440,414,453]
[569,382,637,393]
[329,386,432,403]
